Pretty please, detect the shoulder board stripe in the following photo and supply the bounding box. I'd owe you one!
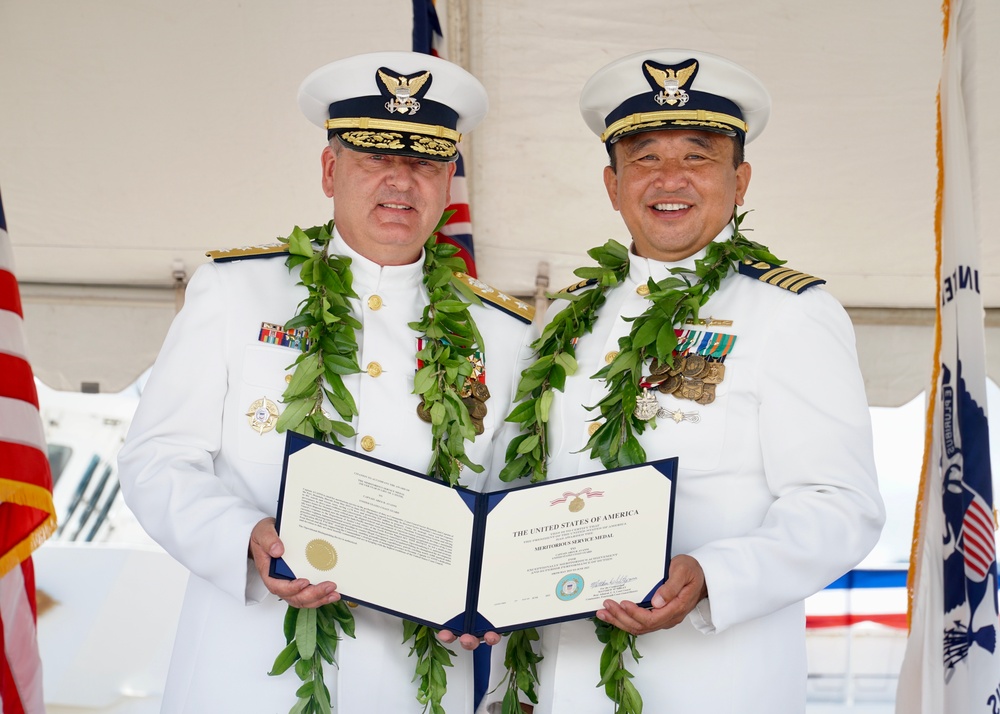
[206,244,289,262]
[555,277,599,295]
[738,260,825,294]
[452,272,535,324]
[787,273,824,293]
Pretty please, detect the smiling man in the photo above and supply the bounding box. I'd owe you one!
[481,49,885,714]
[118,52,534,713]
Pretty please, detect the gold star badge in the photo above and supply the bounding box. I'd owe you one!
[246,397,280,435]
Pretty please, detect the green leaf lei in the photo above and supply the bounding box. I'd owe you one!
[496,211,783,714]
[266,216,487,714]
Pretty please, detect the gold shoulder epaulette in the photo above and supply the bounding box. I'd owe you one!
[206,243,289,262]
[452,272,535,324]
[737,259,825,294]
[554,277,599,295]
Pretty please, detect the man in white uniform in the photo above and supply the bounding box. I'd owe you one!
[481,49,885,714]
[118,52,534,713]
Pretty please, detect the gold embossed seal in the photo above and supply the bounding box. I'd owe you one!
[305,539,338,571]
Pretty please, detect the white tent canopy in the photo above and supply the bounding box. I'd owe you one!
[1,0,997,404]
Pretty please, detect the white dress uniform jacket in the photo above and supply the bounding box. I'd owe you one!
[118,231,535,713]
[481,226,885,714]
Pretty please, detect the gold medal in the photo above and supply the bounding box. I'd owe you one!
[645,371,670,385]
[658,374,682,394]
[462,397,488,420]
[569,497,585,512]
[246,397,280,435]
[649,357,672,376]
[701,362,726,384]
[695,384,717,405]
[471,381,490,402]
[677,378,704,401]
[471,418,485,435]
[416,399,433,423]
[682,354,707,378]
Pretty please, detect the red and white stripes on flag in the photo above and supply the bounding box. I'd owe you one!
[412,0,478,277]
[895,0,1000,711]
[964,494,994,582]
[0,189,56,714]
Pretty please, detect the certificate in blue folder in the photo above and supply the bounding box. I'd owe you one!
[271,431,676,636]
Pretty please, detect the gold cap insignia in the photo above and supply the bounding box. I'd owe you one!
[377,68,431,116]
[643,60,698,107]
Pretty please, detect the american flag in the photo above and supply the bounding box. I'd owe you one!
[0,187,56,714]
[412,0,478,277]
[895,0,1000,709]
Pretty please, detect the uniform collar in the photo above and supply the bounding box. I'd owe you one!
[331,228,426,293]
[626,222,734,287]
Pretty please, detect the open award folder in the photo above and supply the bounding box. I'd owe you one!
[271,431,677,637]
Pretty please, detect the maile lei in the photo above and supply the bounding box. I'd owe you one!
[266,215,488,714]
[495,211,784,714]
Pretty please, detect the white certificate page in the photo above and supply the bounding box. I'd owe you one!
[277,441,474,627]
[477,463,674,632]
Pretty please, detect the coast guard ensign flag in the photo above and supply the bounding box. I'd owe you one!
[895,0,1000,711]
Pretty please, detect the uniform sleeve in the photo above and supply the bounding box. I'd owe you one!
[117,262,271,605]
[688,288,886,633]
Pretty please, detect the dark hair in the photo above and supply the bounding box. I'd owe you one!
[607,133,745,172]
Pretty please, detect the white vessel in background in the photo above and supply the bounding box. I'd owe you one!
[33,375,187,714]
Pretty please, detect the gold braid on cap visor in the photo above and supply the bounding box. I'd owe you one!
[600,109,747,143]
[325,117,462,142]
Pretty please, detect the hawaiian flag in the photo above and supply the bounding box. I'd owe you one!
[895,0,1000,710]
[0,187,56,713]
[412,0,478,277]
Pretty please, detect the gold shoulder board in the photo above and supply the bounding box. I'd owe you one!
[737,259,825,294]
[452,272,535,324]
[206,243,289,263]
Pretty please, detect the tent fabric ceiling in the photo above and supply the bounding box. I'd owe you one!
[1,0,998,401]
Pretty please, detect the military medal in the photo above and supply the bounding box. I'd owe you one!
[246,396,280,435]
[695,384,717,405]
[470,381,490,402]
[682,354,707,378]
[658,373,682,394]
[416,340,489,432]
[702,362,725,384]
[677,378,704,401]
[635,327,735,416]
[462,396,488,420]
